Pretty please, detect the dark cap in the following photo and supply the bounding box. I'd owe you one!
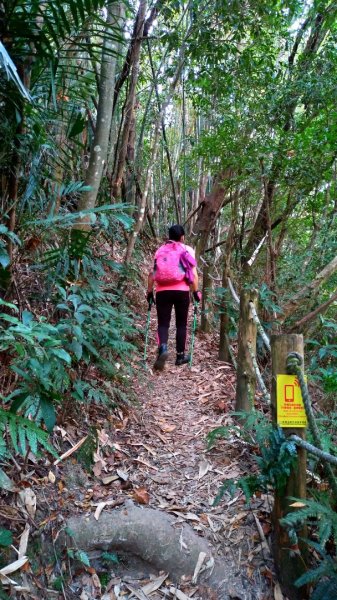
[168,224,185,241]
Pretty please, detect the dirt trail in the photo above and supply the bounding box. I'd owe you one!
[23,303,276,600]
[98,310,276,600]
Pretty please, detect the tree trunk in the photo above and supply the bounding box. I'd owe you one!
[235,289,258,412]
[218,260,231,362]
[200,259,211,333]
[124,40,188,263]
[125,109,137,205]
[218,219,236,361]
[242,10,332,270]
[112,0,147,200]
[112,0,163,115]
[280,254,337,323]
[147,39,179,222]
[289,290,337,332]
[76,2,124,223]
[194,170,232,259]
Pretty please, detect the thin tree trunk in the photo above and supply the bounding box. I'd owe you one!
[76,2,124,223]
[219,209,236,361]
[280,254,337,322]
[112,0,147,200]
[147,39,179,222]
[125,42,188,263]
[200,258,211,333]
[242,9,334,270]
[125,110,137,205]
[112,0,164,115]
[289,290,337,332]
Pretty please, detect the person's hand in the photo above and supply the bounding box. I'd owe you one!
[193,290,202,303]
[147,291,155,306]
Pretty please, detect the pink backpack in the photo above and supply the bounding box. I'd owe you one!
[154,242,196,285]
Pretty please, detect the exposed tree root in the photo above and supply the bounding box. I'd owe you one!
[64,502,233,598]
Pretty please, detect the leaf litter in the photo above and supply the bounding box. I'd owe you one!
[0,291,280,599]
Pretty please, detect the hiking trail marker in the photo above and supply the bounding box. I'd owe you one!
[276,374,307,428]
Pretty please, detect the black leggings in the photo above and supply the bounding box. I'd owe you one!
[156,290,190,353]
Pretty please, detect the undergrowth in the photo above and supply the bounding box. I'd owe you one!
[209,408,337,599]
[0,204,141,485]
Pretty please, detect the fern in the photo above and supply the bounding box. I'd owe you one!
[0,408,57,461]
[212,417,298,504]
[280,497,337,551]
[292,541,337,599]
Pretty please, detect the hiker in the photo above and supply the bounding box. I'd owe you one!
[146,224,201,370]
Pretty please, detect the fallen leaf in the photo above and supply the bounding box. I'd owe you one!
[274,582,284,600]
[94,502,106,521]
[192,551,207,583]
[261,566,273,582]
[116,469,128,481]
[91,573,101,591]
[125,585,149,600]
[19,489,36,519]
[198,458,211,479]
[289,501,306,508]
[0,556,28,577]
[93,460,104,478]
[48,471,56,484]
[101,475,119,485]
[159,422,176,433]
[0,469,15,492]
[141,572,168,594]
[133,488,150,505]
[97,429,111,447]
[18,525,30,559]
[169,588,192,600]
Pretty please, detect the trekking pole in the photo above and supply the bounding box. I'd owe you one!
[189,301,198,368]
[143,299,153,363]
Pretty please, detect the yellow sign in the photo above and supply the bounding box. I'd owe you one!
[277,374,307,428]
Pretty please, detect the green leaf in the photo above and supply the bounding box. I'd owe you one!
[0,247,10,269]
[0,529,13,547]
[22,311,34,326]
[10,393,28,413]
[68,112,86,138]
[51,348,72,364]
[26,428,37,455]
[77,550,90,567]
[70,340,83,361]
[101,551,119,563]
[40,398,56,433]
[0,298,18,312]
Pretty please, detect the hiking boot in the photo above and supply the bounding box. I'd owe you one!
[154,344,168,371]
[175,352,190,366]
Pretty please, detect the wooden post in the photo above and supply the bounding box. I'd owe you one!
[271,334,308,600]
[235,289,258,411]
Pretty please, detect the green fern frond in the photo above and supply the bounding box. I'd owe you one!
[0,408,57,459]
[280,497,337,550]
[311,577,337,600]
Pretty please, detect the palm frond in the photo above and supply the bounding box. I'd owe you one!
[0,41,31,100]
